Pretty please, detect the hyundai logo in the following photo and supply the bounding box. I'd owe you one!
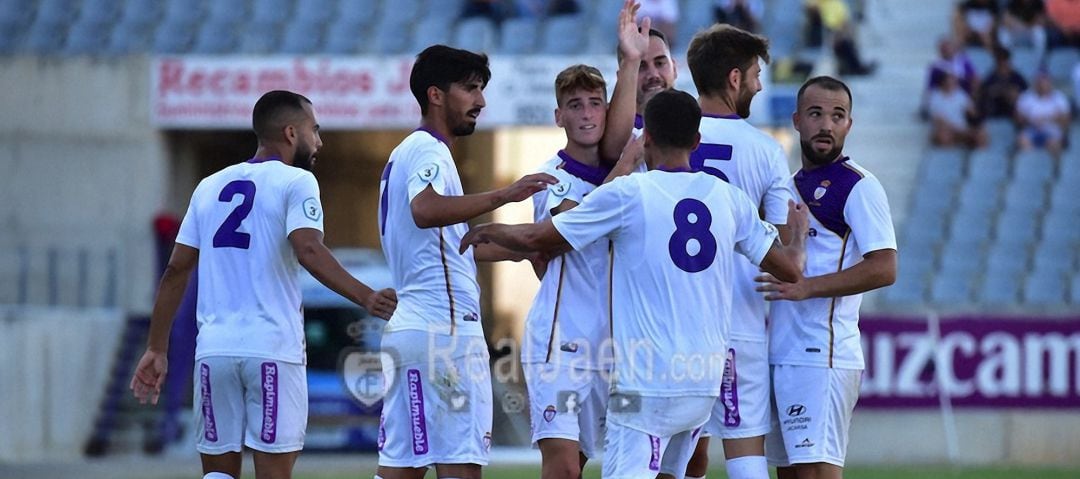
[787,404,806,417]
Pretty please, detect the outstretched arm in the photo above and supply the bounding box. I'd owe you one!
[411,173,558,228]
[459,219,570,256]
[757,200,808,283]
[599,0,649,165]
[757,248,896,301]
[130,243,198,405]
[290,228,397,319]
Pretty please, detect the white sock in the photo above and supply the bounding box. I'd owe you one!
[725,455,768,479]
[203,473,235,479]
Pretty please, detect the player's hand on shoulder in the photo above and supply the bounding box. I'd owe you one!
[786,199,809,238]
[755,272,811,301]
[365,288,398,321]
[129,349,168,405]
[618,0,649,62]
[501,173,558,204]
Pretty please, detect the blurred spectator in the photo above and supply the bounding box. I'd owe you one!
[929,72,989,148]
[460,0,507,23]
[1046,0,1080,47]
[637,0,679,44]
[714,0,765,33]
[929,36,979,93]
[953,0,1000,49]
[979,47,1030,118]
[998,0,1048,57]
[806,0,878,75]
[1015,72,1073,157]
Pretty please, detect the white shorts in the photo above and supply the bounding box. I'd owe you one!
[193,356,307,455]
[377,330,493,468]
[607,396,713,479]
[524,363,608,458]
[765,365,861,467]
[704,339,771,439]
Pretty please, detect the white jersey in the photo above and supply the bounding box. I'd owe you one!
[176,159,324,365]
[522,152,610,370]
[768,158,896,370]
[552,170,778,397]
[693,114,792,341]
[378,129,482,337]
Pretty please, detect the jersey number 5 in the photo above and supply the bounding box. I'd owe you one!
[213,180,256,249]
[668,198,717,273]
[689,143,733,182]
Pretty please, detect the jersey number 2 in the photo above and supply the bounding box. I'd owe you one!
[668,198,717,273]
[213,180,256,249]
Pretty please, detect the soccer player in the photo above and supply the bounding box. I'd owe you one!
[679,24,794,479]
[460,89,809,479]
[375,45,556,479]
[522,64,614,479]
[130,90,398,479]
[756,76,897,479]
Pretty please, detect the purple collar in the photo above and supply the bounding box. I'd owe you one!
[656,164,694,173]
[246,156,282,164]
[557,150,610,186]
[415,127,450,145]
[634,114,644,130]
[702,112,742,120]
[798,155,850,175]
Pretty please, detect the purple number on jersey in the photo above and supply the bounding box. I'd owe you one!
[668,198,717,273]
[379,162,393,236]
[690,143,733,182]
[213,180,256,249]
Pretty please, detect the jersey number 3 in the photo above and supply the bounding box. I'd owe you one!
[668,198,717,273]
[213,180,256,249]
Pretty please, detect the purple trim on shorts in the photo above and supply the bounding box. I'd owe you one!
[648,434,661,471]
[407,369,429,455]
[378,414,387,451]
[261,362,279,444]
[634,114,644,130]
[200,363,218,442]
[721,348,741,427]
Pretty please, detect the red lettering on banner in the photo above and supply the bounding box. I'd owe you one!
[158,60,184,96]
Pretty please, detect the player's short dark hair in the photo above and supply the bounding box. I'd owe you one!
[644,89,701,150]
[252,90,312,141]
[797,76,852,110]
[616,28,669,62]
[687,24,770,97]
[410,44,491,115]
[554,64,607,107]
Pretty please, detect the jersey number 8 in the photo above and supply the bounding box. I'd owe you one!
[668,198,717,273]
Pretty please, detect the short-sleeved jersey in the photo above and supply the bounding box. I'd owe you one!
[552,170,778,397]
[176,159,324,365]
[692,114,793,341]
[378,129,482,337]
[768,158,896,370]
[522,152,611,370]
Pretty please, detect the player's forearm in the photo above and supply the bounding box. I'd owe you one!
[146,265,192,353]
[803,251,897,298]
[297,241,376,309]
[599,57,641,165]
[412,190,506,228]
[473,242,527,262]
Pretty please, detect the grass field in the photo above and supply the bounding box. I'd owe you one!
[292,465,1080,479]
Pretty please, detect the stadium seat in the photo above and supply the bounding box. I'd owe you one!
[25,19,69,54]
[79,0,120,24]
[380,0,423,28]
[920,147,966,184]
[1022,271,1069,306]
[676,0,714,48]
[192,20,240,54]
[1071,273,1080,304]
[153,20,196,54]
[938,242,983,275]
[994,210,1039,248]
[585,20,617,54]
[206,0,247,23]
[881,269,927,306]
[253,0,294,25]
[1048,180,1080,215]
[0,0,34,25]
[280,20,323,54]
[409,16,454,54]
[324,20,368,54]
[418,0,464,23]
[0,21,23,54]
[295,0,337,27]
[1059,154,1080,182]
[371,17,410,54]
[238,23,280,54]
[336,0,379,29]
[765,0,803,59]
[1046,48,1080,86]
[966,148,1009,186]
[984,243,1029,275]
[539,14,587,55]
[977,273,1021,306]
[1001,181,1046,214]
[119,0,163,27]
[1012,150,1055,187]
[106,21,154,55]
[162,0,205,27]
[955,181,1000,214]
[930,275,974,305]
[964,47,994,76]
[1040,212,1080,248]
[64,19,111,55]
[37,0,80,25]
[1010,47,1042,80]
[901,214,947,250]
[450,17,497,54]
[499,17,538,54]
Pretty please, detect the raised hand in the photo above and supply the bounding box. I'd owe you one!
[130,349,168,405]
[618,0,650,62]
[364,288,398,320]
[499,173,558,204]
[786,199,809,240]
[460,223,497,254]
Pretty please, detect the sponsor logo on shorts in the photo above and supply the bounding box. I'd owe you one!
[787,404,806,417]
[543,405,557,422]
[796,438,815,448]
[784,404,811,431]
[378,414,386,451]
[407,369,429,455]
[464,312,478,322]
[199,363,218,442]
[648,434,661,471]
[261,362,278,444]
[560,341,579,353]
[721,348,741,427]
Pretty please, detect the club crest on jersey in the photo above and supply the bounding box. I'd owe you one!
[418,164,439,183]
[543,405,557,422]
[814,180,831,201]
[464,312,478,322]
[551,182,570,198]
[303,197,322,221]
